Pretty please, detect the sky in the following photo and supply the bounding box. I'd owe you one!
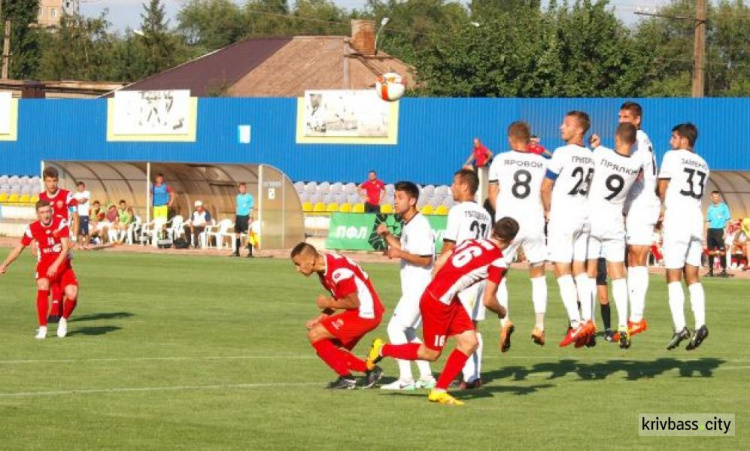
[80,0,672,34]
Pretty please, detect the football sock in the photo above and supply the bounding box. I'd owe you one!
[708,255,715,272]
[668,282,686,332]
[405,328,432,379]
[312,340,353,377]
[234,238,241,253]
[62,297,77,320]
[498,278,509,327]
[575,274,592,322]
[557,275,580,327]
[382,343,420,361]
[36,290,49,327]
[720,254,727,270]
[436,349,470,390]
[341,351,368,373]
[531,276,547,329]
[461,332,482,383]
[50,284,62,315]
[387,319,413,381]
[600,303,611,330]
[629,266,649,322]
[612,278,629,328]
[688,283,706,329]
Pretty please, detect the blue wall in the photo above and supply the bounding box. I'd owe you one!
[1,97,748,185]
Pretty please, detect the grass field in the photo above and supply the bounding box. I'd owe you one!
[0,251,747,449]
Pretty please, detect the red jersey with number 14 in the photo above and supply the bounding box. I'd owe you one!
[428,239,507,305]
[21,217,71,266]
[39,189,77,220]
[318,253,385,319]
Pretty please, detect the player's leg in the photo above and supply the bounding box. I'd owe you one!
[626,212,654,326]
[403,327,435,389]
[34,277,51,339]
[663,231,691,350]
[430,307,478,406]
[457,283,484,387]
[572,231,592,328]
[717,234,728,276]
[383,295,421,389]
[525,233,548,346]
[48,282,63,323]
[57,270,79,338]
[606,259,630,349]
[684,238,708,350]
[596,257,614,341]
[549,225,583,346]
[496,240,520,343]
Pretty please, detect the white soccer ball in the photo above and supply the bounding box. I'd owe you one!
[375,72,406,102]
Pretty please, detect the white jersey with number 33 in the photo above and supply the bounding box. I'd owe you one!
[659,149,710,225]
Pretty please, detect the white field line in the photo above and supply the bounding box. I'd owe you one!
[0,382,321,398]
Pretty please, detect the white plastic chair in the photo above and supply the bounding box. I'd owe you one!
[305,181,318,194]
[139,217,167,247]
[294,181,305,192]
[330,182,343,193]
[344,183,357,194]
[205,219,236,251]
[125,216,142,245]
[385,184,395,195]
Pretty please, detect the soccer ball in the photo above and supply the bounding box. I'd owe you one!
[375,73,406,102]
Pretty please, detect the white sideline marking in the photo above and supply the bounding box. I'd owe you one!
[0,382,321,398]
[0,355,317,364]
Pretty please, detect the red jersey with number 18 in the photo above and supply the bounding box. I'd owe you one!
[21,216,71,266]
[39,189,77,221]
[318,252,385,319]
[427,239,507,305]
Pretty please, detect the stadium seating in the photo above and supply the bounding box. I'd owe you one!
[380,204,394,214]
[352,203,365,213]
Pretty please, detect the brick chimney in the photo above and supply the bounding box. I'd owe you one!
[350,20,376,56]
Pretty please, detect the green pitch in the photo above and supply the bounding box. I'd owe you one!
[0,252,746,449]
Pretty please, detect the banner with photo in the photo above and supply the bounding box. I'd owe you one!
[0,91,18,141]
[325,212,446,253]
[296,90,400,145]
[107,90,197,142]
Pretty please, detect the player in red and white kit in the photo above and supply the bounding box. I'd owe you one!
[0,199,79,339]
[366,218,519,406]
[39,166,78,323]
[291,243,385,389]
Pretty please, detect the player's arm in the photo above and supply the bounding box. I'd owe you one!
[488,182,499,213]
[0,243,27,274]
[71,210,80,238]
[482,263,507,318]
[167,186,175,207]
[440,240,456,257]
[316,292,359,311]
[432,249,452,276]
[541,177,555,221]
[47,237,70,277]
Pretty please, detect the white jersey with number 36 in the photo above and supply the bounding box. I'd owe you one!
[489,150,547,231]
[659,149,710,224]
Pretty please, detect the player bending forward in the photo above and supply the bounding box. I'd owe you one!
[366,218,520,406]
[658,123,710,351]
[291,243,385,389]
[0,200,80,339]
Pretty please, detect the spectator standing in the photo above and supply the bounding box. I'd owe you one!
[233,183,255,258]
[152,173,174,222]
[463,138,494,171]
[189,200,212,249]
[706,191,731,277]
[359,171,386,214]
[74,182,91,250]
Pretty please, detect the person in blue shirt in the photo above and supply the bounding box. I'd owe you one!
[706,191,731,277]
[233,182,255,257]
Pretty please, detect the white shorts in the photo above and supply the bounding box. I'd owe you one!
[588,234,625,263]
[458,282,486,322]
[626,202,661,246]
[390,292,423,329]
[662,217,704,269]
[503,226,547,265]
[548,220,589,263]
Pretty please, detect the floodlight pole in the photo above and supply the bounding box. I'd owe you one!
[146,162,151,225]
[374,17,389,55]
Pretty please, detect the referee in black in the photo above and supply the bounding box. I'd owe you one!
[706,191,731,277]
[234,182,254,257]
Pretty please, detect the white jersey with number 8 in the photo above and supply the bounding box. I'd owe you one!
[489,150,548,231]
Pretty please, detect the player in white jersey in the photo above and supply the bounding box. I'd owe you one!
[619,102,658,337]
[541,111,595,347]
[488,121,549,347]
[658,123,710,351]
[585,123,644,349]
[441,169,492,389]
[376,181,436,390]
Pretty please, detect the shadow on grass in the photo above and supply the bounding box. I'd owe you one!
[485,357,726,382]
[72,312,134,322]
[67,326,122,336]
[377,383,556,401]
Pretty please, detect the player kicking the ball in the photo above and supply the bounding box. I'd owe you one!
[658,124,710,351]
[585,123,644,349]
[366,218,519,406]
[291,243,385,389]
[488,121,549,348]
[0,200,80,339]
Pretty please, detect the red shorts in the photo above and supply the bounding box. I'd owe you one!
[321,310,382,350]
[36,262,78,289]
[421,291,475,351]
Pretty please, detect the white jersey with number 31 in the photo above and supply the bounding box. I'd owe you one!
[444,201,492,245]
